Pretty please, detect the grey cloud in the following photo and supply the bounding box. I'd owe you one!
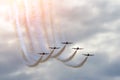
[1,0,120,80]
[54,0,120,43]
[0,52,23,76]
[102,59,120,77]
[0,73,33,80]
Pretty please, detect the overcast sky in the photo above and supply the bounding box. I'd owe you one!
[0,0,120,80]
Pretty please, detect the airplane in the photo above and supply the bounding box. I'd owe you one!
[72,47,84,50]
[82,53,94,56]
[38,52,49,55]
[49,47,60,49]
[61,42,73,44]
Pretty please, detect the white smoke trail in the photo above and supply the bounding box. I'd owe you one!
[65,57,88,68]
[40,50,54,63]
[52,45,67,58]
[30,0,55,63]
[14,1,44,67]
[48,0,56,46]
[13,2,30,61]
[7,5,13,22]
[39,0,51,48]
[27,49,54,67]
[30,0,54,63]
[57,50,78,62]
[32,0,49,51]
[26,0,55,64]
[27,55,43,67]
[23,0,36,52]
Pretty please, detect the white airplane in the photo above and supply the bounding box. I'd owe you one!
[72,47,84,50]
[61,42,73,44]
[49,47,60,49]
[82,54,94,56]
[38,52,49,55]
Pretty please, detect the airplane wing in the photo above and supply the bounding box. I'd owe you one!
[68,42,73,44]
[49,47,60,49]
[72,48,84,50]
[56,47,60,49]
[62,42,73,44]
[79,48,84,49]
[82,54,94,56]
[82,54,87,56]
[72,48,77,49]
[38,53,44,55]
[44,53,49,54]
[89,54,94,56]
[49,47,54,49]
[38,53,49,55]
[61,42,66,44]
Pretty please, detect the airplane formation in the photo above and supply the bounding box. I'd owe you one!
[31,41,94,68]
[12,0,94,68]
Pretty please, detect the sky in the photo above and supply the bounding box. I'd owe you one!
[0,0,120,80]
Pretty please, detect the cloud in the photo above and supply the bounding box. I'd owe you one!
[0,0,120,80]
[102,59,120,77]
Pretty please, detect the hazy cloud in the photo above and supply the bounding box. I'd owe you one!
[0,0,120,80]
